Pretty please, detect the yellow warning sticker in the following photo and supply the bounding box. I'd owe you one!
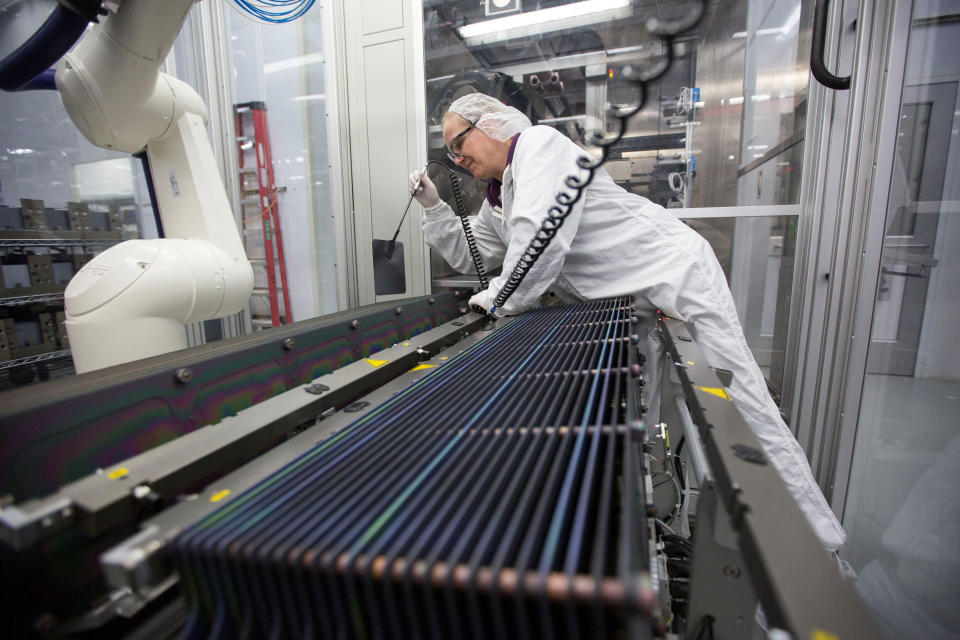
[696,386,731,401]
[108,467,129,480]
[811,631,840,640]
[410,364,436,372]
[364,358,389,368]
[210,489,231,503]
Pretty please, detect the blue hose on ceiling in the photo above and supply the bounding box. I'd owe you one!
[0,4,96,92]
[230,0,316,23]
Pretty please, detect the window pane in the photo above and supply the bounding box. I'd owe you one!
[843,2,960,636]
[423,0,810,216]
[0,1,154,389]
[684,213,797,394]
[227,11,339,322]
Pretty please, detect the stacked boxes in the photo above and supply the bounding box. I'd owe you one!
[2,198,123,377]
[20,199,47,231]
[27,255,55,292]
[38,312,57,345]
[67,202,91,232]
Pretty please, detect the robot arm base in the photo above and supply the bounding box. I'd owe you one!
[66,316,189,374]
[65,239,253,373]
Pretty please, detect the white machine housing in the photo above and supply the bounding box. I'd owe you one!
[56,0,253,373]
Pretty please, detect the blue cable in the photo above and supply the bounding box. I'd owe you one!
[230,0,316,23]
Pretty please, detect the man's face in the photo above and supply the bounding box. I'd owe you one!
[442,117,505,180]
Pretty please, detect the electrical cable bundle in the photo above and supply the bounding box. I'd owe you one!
[491,0,707,312]
[229,0,315,23]
[655,520,693,633]
[171,298,654,639]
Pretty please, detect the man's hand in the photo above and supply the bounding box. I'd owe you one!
[409,170,440,209]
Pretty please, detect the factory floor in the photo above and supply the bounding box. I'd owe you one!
[841,373,960,639]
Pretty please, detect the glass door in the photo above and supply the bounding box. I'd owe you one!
[866,82,955,376]
[840,2,960,636]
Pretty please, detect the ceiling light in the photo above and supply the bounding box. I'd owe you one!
[457,0,632,46]
[291,93,326,102]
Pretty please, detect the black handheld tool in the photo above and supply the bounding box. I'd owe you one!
[384,164,427,259]
[386,161,489,292]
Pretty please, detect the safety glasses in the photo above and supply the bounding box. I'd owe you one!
[445,122,476,161]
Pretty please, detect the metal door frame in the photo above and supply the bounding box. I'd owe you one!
[783,0,914,518]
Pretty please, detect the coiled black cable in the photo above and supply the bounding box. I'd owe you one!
[490,1,707,312]
[424,160,489,290]
[447,170,489,290]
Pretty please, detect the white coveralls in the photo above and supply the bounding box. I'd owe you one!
[422,125,846,551]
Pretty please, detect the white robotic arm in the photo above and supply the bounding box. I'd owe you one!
[56,0,253,372]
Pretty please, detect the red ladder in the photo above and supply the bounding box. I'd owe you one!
[234,101,292,328]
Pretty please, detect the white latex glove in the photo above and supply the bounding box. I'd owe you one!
[408,169,440,209]
[468,289,505,318]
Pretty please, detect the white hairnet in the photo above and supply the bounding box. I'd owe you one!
[447,93,531,142]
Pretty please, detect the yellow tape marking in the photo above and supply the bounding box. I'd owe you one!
[697,386,731,401]
[402,342,410,346]
[410,364,436,372]
[108,467,129,480]
[210,489,231,503]
[811,631,840,640]
[686,360,695,366]
[364,358,389,368]
[439,356,448,360]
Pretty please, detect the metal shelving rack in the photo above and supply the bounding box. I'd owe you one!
[0,199,128,389]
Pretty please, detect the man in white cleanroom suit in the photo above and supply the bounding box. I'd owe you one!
[410,93,845,552]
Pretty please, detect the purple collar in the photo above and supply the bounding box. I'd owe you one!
[485,134,521,209]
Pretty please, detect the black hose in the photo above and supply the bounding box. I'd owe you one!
[447,171,489,290]
[0,3,101,92]
[134,151,164,238]
[422,160,489,290]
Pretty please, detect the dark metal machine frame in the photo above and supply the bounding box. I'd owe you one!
[0,304,881,638]
[659,316,881,638]
[0,293,462,502]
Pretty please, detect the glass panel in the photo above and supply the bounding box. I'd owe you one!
[681,214,797,396]
[0,0,154,389]
[842,2,960,637]
[422,0,811,211]
[226,11,338,324]
[422,1,809,395]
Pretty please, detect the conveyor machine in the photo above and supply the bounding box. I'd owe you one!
[0,295,880,638]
